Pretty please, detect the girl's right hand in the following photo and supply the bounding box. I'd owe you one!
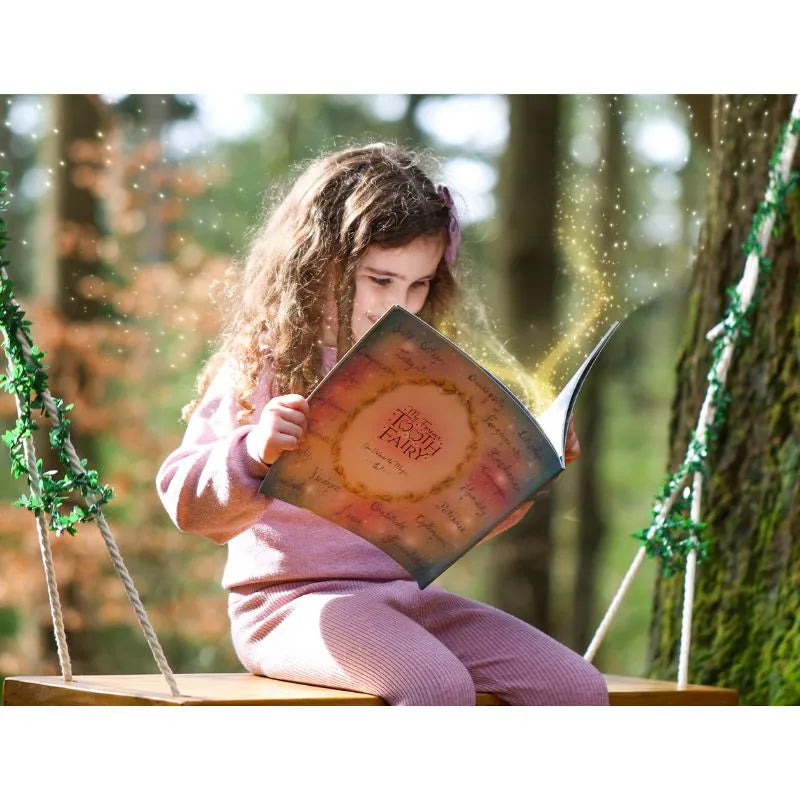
[248,394,310,466]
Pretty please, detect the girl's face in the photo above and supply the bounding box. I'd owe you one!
[349,235,445,343]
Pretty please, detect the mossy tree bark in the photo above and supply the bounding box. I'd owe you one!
[648,95,800,704]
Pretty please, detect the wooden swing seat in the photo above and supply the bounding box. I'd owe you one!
[3,672,738,706]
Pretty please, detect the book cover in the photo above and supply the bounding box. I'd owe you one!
[260,306,618,588]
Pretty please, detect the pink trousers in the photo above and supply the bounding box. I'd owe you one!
[228,578,609,706]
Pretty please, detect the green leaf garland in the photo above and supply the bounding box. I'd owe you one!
[0,169,114,537]
[635,111,799,575]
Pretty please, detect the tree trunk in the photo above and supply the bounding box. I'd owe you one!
[54,94,108,323]
[0,95,34,296]
[572,96,623,650]
[648,95,800,704]
[401,95,427,145]
[491,95,561,631]
[36,94,110,673]
[141,94,168,263]
[679,94,714,149]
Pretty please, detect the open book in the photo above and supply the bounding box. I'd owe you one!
[260,306,618,588]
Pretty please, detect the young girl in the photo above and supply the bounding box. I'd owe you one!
[156,143,609,706]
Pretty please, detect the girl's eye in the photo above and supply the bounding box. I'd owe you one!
[412,281,431,290]
[368,276,391,287]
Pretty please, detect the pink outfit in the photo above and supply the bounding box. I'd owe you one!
[156,348,608,706]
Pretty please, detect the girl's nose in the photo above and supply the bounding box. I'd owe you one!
[404,287,427,314]
[400,286,419,310]
[383,287,409,311]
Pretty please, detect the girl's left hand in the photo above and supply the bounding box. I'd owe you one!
[481,500,534,543]
[565,415,581,465]
[481,416,580,545]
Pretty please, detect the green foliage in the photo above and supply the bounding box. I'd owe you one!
[0,605,19,638]
[81,623,239,674]
[638,108,800,577]
[0,171,114,537]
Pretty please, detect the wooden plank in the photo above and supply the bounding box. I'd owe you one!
[2,673,382,706]
[2,672,738,706]
[603,674,738,705]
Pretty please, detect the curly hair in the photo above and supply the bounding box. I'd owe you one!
[183,143,462,424]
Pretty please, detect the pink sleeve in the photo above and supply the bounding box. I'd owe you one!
[155,360,272,545]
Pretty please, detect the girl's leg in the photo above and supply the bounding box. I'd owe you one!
[229,579,478,706]
[418,586,609,705]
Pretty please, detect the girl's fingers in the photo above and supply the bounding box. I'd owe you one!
[564,415,580,463]
[271,432,301,451]
[275,419,305,442]
[265,395,309,430]
[565,437,580,463]
[277,394,311,416]
[275,405,308,431]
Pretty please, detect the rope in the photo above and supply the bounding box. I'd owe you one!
[583,471,690,662]
[583,545,647,664]
[13,328,183,697]
[677,473,702,687]
[585,94,800,678]
[0,264,182,697]
[12,391,73,680]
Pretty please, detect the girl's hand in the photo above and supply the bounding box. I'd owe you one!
[481,416,580,544]
[565,415,581,465]
[481,500,534,543]
[249,394,310,466]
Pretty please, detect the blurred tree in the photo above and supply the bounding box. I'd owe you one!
[400,95,427,143]
[679,94,713,148]
[0,96,48,677]
[50,95,110,323]
[108,94,196,263]
[573,94,711,676]
[648,94,800,704]
[0,96,33,295]
[42,94,112,672]
[490,94,561,631]
[571,96,624,650]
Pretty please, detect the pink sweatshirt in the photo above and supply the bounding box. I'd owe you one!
[155,347,410,591]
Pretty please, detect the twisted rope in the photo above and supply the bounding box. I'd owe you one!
[583,472,690,663]
[0,255,181,697]
[13,327,182,697]
[12,390,73,680]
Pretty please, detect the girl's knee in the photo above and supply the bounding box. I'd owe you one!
[381,662,476,706]
[544,659,609,706]
[569,660,609,705]
[506,650,609,706]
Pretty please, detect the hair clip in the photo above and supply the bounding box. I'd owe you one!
[436,184,461,264]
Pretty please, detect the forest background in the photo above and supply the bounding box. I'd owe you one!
[0,93,714,688]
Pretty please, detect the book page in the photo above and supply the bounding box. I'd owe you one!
[536,322,619,464]
[261,307,563,587]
